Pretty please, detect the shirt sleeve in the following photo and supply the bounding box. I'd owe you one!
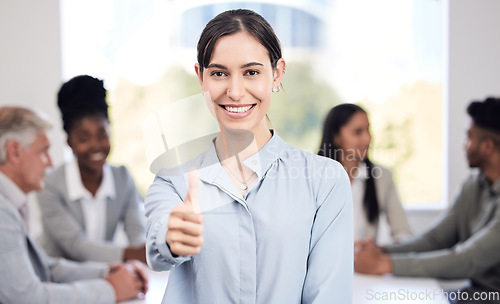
[145,174,191,271]
[301,161,353,304]
[0,202,115,304]
[384,186,463,255]
[384,176,500,279]
[37,184,124,262]
[388,201,500,279]
[46,254,110,283]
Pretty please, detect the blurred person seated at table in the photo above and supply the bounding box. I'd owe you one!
[0,106,148,303]
[355,97,500,304]
[37,75,147,264]
[318,103,412,243]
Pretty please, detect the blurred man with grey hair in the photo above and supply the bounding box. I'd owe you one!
[0,106,148,304]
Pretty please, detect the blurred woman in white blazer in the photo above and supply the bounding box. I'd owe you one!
[318,103,412,243]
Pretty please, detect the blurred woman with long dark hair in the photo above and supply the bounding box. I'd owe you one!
[319,103,412,243]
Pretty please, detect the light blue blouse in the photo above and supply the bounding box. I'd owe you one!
[145,133,353,304]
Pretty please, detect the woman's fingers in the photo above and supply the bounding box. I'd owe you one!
[166,216,204,256]
[170,205,204,224]
[168,215,204,236]
[168,240,203,256]
[168,229,204,246]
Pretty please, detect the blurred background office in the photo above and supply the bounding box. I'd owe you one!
[1,0,500,243]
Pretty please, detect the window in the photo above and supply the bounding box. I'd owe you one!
[61,0,443,205]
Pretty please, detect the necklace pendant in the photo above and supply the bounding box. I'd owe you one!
[240,183,248,190]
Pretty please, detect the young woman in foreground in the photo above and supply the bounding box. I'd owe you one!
[145,9,353,303]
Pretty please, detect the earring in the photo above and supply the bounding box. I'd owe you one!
[272,86,279,93]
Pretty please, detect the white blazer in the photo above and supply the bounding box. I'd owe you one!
[353,163,412,243]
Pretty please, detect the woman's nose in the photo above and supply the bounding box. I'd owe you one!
[89,137,102,151]
[364,131,372,145]
[227,76,244,100]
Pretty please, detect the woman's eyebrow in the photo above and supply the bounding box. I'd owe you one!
[206,62,264,69]
[73,129,90,135]
[241,62,263,68]
[206,63,227,69]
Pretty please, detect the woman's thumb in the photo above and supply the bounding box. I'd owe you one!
[184,169,201,213]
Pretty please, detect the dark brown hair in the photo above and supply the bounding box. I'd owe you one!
[197,9,282,74]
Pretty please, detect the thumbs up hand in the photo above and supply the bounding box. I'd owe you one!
[166,170,204,257]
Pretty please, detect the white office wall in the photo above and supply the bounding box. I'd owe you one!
[0,0,64,238]
[447,0,500,201]
[406,0,500,234]
[0,0,65,164]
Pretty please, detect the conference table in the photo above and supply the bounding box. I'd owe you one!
[123,268,170,304]
[124,269,465,303]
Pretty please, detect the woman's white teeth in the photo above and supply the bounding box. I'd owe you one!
[225,105,252,113]
[90,153,105,161]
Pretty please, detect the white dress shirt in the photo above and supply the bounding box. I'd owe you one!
[65,159,115,242]
[146,133,353,304]
[350,162,413,243]
[351,162,369,241]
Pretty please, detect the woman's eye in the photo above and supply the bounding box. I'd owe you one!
[245,70,259,76]
[211,71,226,77]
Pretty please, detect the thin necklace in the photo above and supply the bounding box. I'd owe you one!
[216,131,257,191]
[223,164,256,190]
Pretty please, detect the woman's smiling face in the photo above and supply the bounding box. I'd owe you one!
[67,115,110,174]
[196,31,284,135]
